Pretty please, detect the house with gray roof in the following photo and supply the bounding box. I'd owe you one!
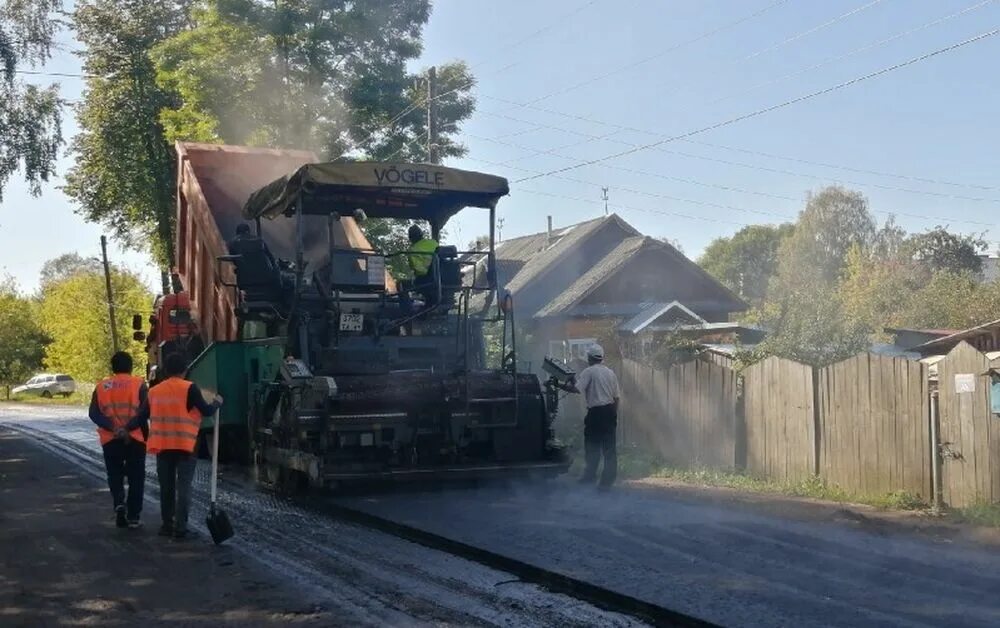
[472,214,750,371]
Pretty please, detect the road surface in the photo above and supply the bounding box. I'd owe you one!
[0,404,644,627]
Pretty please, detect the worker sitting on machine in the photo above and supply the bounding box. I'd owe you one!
[400,224,439,312]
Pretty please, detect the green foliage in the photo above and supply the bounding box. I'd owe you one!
[753,187,880,365]
[64,0,190,267]
[150,0,474,161]
[9,389,90,406]
[38,266,152,385]
[903,226,986,275]
[642,464,927,511]
[896,271,1000,330]
[0,0,64,200]
[954,502,1000,528]
[38,252,103,289]
[698,223,793,304]
[0,277,48,386]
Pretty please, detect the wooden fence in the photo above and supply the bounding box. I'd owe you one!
[817,353,930,498]
[619,358,738,469]
[743,357,816,483]
[615,342,1000,506]
[937,342,1000,508]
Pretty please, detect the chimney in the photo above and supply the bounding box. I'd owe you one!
[546,215,553,246]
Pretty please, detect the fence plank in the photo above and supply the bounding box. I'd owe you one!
[817,353,929,499]
[743,357,814,483]
[937,342,995,508]
[618,357,737,469]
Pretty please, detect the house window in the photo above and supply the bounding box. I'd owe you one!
[548,340,567,362]
[568,338,598,361]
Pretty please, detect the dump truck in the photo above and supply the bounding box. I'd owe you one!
[154,143,569,484]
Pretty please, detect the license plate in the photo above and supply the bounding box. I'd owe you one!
[339,313,363,331]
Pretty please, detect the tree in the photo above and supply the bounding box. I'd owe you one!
[698,223,793,304]
[753,187,877,365]
[39,252,103,289]
[150,0,475,161]
[0,0,64,200]
[838,243,922,342]
[776,186,875,285]
[896,271,1000,330]
[0,276,48,386]
[903,226,986,276]
[467,235,490,252]
[63,1,191,271]
[39,266,152,384]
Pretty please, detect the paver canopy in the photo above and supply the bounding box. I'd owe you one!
[243,162,510,226]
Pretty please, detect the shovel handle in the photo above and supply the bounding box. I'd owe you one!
[210,408,221,504]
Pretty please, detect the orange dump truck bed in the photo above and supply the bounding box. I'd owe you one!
[175,142,379,344]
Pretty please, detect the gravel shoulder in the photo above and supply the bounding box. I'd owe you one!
[0,428,333,626]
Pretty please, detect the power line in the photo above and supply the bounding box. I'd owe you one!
[476,108,1000,205]
[516,187,756,228]
[334,0,607,160]
[468,132,800,203]
[513,0,790,107]
[681,137,1000,192]
[512,29,1000,184]
[478,92,1000,194]
[463,138,996,228]
[706,0,997,107]
[743,0,887,62]
[13,69,91,78]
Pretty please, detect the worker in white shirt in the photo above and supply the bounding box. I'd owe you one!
[563,344,620,489]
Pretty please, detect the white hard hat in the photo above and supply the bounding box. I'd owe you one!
[586,344,605,360]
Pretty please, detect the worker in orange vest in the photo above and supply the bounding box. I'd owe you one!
[143,352,222,540]
[89,351,149,529]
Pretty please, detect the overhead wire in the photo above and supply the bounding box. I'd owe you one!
[512,0,791,107]
[463,137,995,228]
[475,0,1000,193]
[477,107,1000,205]
[333,0,609,160]
[511,29,1000,184]
[706,0,997,107]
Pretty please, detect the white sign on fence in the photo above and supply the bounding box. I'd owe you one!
[955,373,976,394]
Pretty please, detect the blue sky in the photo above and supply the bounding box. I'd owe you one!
[3,0,1000,291]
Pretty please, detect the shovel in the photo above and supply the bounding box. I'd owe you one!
[205,408,234,545]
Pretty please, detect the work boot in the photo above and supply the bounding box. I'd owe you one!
[115,505,128,528]
[158,523,174,537]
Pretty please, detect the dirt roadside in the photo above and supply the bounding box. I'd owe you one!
[628,476,1000,547]
[0,429,338,627]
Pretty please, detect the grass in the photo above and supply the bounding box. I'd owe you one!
[1,390,90,406]
[610,445,928,512]
[953,502,1000,528]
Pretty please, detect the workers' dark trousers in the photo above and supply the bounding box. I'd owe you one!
[156,451,197,532]
[102,439,146,518]
[582,403,618,486]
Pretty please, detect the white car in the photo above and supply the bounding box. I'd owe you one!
[11,374,76,398]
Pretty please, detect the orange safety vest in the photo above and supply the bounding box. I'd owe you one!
[95,374,146,446]
[146,377,201,455]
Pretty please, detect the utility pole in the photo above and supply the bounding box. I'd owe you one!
[601,187,609,216]
[426,66,439,164]
[100,235,119,352]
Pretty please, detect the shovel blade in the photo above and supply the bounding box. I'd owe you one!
[206,507,234,545]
